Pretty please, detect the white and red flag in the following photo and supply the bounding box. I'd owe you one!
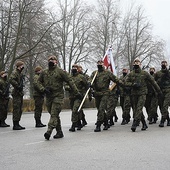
[103,46,117,76]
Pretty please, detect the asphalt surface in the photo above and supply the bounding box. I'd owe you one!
[1,107,170,170]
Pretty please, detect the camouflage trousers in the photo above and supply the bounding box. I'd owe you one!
[33,96,44,120]
[145,94,158,119]
[95,95,108,122]
[158,90,170,119]
[131,94,146,121]
[12,94,23,121]
[120,95,131,119]
[46,96,63,134]
[107,94,118,119]
[70,98,82,123]
[0,98,9,121]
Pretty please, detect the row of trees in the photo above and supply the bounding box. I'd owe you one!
[0,0,166,98]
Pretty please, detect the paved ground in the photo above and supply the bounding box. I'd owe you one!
[1,107,170,170]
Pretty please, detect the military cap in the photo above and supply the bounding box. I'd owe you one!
[0,71,6,76]
[35,66,42,72]
[72,64,79,68]
[16,60,24,67]
[97,60,104,64]
[161,60,167,64]
[48,56,57,61]
[134,58,141,63]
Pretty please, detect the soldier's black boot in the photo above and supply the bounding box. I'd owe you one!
[53,131,64,139]
[114,115,118,122]
[82,117,87,127]
[94,121,101,132]
[121,118,127,125]
[0,120,10,127]
[35,119,46,128]
[159,117,165,127]
[148,117,154,124]
[13,121,22,130]
[131,120,138,132]
[77,120,82,130]
[141,118,148,131]
[109,117,114,126]
[69,122,76,132]
[153,116,158,123]
[103,120,109,130]
[44,131,51,140]
[18,122,25,130]
[167,115,170,126]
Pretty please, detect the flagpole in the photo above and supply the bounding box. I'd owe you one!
[77,71,98,112]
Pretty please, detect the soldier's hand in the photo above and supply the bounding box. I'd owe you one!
[89,96,92,102]
[133,83,141,88]
[44,87,52,95]
[76,93,83,100]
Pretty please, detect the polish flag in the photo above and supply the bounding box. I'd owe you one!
[103,46,117,76]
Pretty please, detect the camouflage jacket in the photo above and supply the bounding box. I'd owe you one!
[155,68,170,92]
[38,66,79,98]
[90,69,119,96]
[125,68,161,95]
[0,77,10,98]
[119,75,131,96]
[33,73,44,97]
[66,73,88,98]
[9,69,24,96]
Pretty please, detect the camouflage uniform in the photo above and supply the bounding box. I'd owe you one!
[125,58,161,132]
[10,61,25,130]
[106,87,119,126]
[145,68,158,124]
[33,66,46,127]
[154,61,170,127]
[90,60,120,132]
[37,56,79,140]
[0,71,10,127]
[66,66,88,132]
[119,74,131,125]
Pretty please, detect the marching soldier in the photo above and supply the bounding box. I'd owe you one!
[10,60,26,130]
[37,56,80,140]
[125,58,162,132]
[155,60,170,127]
[33,66,46,128]
[119,68,131,125]
[90,60,121,132]
[66,64,89,132]
[0,71,10,127]
[145,67,158,124]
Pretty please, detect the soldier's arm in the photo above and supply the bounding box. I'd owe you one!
[147,72,161,93]
[33,75,44,93]
[60,69,79,94]
[9,72,19,88]
[37,72,46,92]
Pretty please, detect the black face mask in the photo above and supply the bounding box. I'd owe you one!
[161,65,166,69]
[48,61,55,68]
[133,65,139,69]
[123,73,127,77]
[150,71,154,75]
[97,65,103,71]
[3,76,7,80]
[71,69,77,75]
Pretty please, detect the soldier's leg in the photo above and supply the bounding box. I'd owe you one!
[12,95,25,130]
[44,97,63,140]
[53,116,64,139]
[94,96,102,132]
[159,92,169,127]
[106,95,114,126]
[34,96,46,127]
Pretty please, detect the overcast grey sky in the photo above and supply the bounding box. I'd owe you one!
[46,0,170,56]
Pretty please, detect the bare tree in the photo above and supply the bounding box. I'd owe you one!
[119,5,165,71]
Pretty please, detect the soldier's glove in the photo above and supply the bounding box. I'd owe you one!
[133,83,141,89]
[89,96,92,102]
[158,91,163,99]
[44,87,52,95]
[76,93,83,100]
